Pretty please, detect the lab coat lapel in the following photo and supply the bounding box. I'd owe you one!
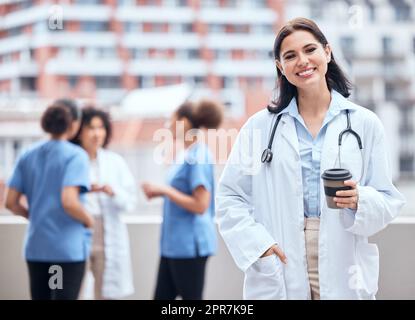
[280,115,300,156]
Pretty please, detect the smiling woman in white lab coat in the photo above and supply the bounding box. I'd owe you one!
[71,107,137,299]
[216,18,405,300]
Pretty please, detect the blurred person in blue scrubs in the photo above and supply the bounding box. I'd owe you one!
[71,107,137,299]
[5,99,93,300]
[142,100,223,300]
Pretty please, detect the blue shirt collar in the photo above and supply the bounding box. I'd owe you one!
[276,90,357,118]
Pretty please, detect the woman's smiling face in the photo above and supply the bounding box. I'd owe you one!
[277,30,331,91]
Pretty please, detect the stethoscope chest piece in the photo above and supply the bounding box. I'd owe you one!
[261,148,273,163]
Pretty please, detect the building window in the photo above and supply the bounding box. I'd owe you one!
[68,76,78,89]
[12,140,22,162]
[80,21,109,32]
[391,0,411,22]
[310,1,323,20]
[384,82,397,101]
[163,76,181,85]
[170,23,193,33]
[237,0,266,8]
[59,47,81,59]
[120,0,135,5]
[223,77,238,89]
[367,2,376,22]
[98,48,117,59]
[137,76,155,88]
[163,0,188,6]
[147,23,165,33]
[175,49,199,59]
[208,24,225,33]
[233,24,249,34]
[130,49,147,59]
[8,27,23,37]
[251,24,274,35]
[34,21,48,34]
[214,50,231,59]
[202,0,220,7]
[382,36,393,56]
[400,154,414,175]
[74,0,102,4]
[124,22,137,33]
[95,76,121,89]
[84,47,116,59]
[19,0,34,9]
[340,36,355,58]
[20,77,36,91]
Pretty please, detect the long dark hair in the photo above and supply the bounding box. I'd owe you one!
[268,17,352,114]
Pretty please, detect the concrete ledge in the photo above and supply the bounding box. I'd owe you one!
[1,214,415,299]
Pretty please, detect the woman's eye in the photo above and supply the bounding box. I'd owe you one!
[306,47,316,53]
[285,55,295,60]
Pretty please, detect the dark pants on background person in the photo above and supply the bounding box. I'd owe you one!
[27,261,86,300]
[154,256,208,300]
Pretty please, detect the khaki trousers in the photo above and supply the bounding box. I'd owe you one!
[304,217,320,300]
[89,216,106,300]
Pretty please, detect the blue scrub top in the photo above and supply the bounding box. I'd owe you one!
[160,143,217,259]
[8,140,91,262]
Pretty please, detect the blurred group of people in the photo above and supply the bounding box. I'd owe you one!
[5,98,223,300]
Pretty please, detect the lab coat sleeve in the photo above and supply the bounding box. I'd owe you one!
[345,116,406,237]
[111,156,138,214]
[216,120,277,273]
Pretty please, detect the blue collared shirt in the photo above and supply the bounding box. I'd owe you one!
[281,94,342,217]
[8,140,91,261]
[160,143,217,258]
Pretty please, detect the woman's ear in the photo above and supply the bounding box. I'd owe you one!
[276,60,284,75]
[325,44,332,63]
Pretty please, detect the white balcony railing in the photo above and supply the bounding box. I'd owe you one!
[116,6,195,23]
[122,33,201,49]
[204,34,275,50]
[199,8,277,24]
[45,58,123,76]
[128,59,208,77]
[0,61,38,80]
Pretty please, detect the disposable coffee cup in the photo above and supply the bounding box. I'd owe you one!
[321,168,352,209]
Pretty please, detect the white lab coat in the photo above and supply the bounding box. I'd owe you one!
[89,149,137,299]
[216,91,406,300]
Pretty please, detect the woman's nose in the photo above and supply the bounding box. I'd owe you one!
[297,53,309,67]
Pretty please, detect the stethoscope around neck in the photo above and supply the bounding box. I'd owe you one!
[261,109,364,182]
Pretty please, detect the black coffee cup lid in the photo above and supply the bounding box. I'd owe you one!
[321,168,352,181]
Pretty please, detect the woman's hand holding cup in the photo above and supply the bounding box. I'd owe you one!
[333,180,359,210]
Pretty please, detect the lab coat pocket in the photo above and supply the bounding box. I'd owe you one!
[243,254,287,300]
[355,242,379,298]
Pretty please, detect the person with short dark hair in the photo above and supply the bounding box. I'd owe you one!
[142,99,223,300]
[5,99,93,300]
[71,107,137,299]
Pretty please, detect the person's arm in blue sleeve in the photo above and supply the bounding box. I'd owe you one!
[61,152,94,228]
[5,156,29,219]
[141,152,212,215]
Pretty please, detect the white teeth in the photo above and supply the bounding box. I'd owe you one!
[298,68,314,76]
